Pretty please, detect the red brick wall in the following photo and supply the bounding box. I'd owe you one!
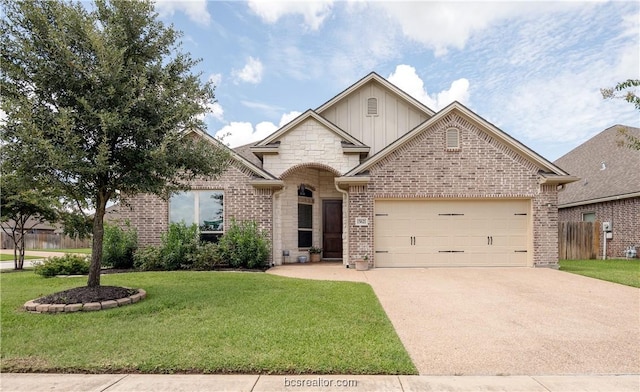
[559,197,639,258]
[120,162,274,262]
[348,113,559,267]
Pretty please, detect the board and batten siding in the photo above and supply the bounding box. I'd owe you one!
[320,81,429,155]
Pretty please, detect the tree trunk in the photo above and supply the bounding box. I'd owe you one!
[13,219,26,270]
[87,191,107,287]
[13,239,18,270]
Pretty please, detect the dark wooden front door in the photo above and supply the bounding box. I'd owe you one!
[322,200,343,259]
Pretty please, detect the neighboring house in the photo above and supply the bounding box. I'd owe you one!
[554,125,640,258]
[0,218,60,249]
[121,72,577,268]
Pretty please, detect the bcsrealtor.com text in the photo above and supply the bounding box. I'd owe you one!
[284,377,358,388]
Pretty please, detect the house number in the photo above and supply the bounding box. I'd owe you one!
[355,217,369,226]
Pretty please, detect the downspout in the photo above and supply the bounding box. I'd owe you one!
[272,186,286,266]
[335,181,349,267]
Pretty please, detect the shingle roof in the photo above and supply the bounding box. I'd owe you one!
[233,141,263,169]
[554,125,640,207]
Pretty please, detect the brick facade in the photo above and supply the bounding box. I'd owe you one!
[120,162,274,263]
[559,197,640,258]
[348,113,560,267]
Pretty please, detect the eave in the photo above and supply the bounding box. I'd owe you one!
[539,174,580,186]
[558,191,640,209]
[250,179,285,190]
[335,176,370,189]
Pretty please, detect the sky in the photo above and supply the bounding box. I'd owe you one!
[154,0,639,161]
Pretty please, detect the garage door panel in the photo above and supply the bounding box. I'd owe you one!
[374,199,531,268]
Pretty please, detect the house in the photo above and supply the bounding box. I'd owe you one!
[1,218,59,249]
[121,72,577,268]
[554,125,640,258]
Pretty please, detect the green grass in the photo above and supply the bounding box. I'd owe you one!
[29,248,92,254]
[559,259,640,288]
[0,271,416,375]
[0,254,40,262]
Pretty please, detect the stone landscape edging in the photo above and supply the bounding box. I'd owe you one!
[23,288,146,314]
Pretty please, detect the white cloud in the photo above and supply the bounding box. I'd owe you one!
[372,2,578,56]
[207,102,224,122]
[233,57,264,84]
[248,0,334,30]
[214,111,301,148]
[197,102,224,123]
[208,73,222,86]
[387,65,470,110]
[154,0,210,26]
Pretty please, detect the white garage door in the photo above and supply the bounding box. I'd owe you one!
[374,199,531,267]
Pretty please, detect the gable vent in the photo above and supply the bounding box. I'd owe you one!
[446,128,460,150]
[367,97,378,116]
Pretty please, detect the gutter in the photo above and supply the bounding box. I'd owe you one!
[558,192,640,208]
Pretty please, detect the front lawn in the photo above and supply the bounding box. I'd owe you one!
[0,254,39,262]
[559,259,640,288]
[0,271,416,374]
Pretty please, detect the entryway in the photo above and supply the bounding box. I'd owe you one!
[322,200,342,259]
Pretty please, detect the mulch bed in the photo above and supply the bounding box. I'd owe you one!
[35,286,138,305]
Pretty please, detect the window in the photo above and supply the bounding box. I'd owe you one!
[169,191,224,234]
[446,128,460,150]
[298,186,313,248]
[367,97,378,116]
[582,212,596,222]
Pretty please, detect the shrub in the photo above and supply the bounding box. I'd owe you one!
[160,222,200,270]
[34,254,90,277]
[217,219,270,269]
[102,222,138,269]
[133,246,163,271]
[187,242,225,270]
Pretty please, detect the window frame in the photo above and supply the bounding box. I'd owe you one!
[169,190,225,234]
[297,188,314,248]
[582,212,596,223]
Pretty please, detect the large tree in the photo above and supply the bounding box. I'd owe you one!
[1,0,229,286]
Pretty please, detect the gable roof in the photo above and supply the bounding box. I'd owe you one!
[554,125,640,207]
[185,128,276,179]
[254,109,366,147]
[315,72,436,117]
[346,101,573,180]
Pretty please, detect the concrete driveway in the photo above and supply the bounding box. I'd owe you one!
[269,264,640,376]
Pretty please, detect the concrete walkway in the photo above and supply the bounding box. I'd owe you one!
[2,373,638,392]
[0,250,88,270]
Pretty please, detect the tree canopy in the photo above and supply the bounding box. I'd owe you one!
[1,0,230,286]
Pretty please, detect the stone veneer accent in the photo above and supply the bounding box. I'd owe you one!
[262,118,361,177]
[348,113,560,267]
[119,161,274,264]
[559,197,640,258]
[23,289,146,313]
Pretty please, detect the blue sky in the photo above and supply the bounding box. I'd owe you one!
[154,0,639,161]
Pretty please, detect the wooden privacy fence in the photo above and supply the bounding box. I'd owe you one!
[1,233,91,250]
[559,221,600,260]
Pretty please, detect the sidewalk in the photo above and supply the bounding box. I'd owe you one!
[1,373,638,392]
[0,250,87,270]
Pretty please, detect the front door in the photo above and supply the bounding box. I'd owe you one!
[322,200,343,259]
